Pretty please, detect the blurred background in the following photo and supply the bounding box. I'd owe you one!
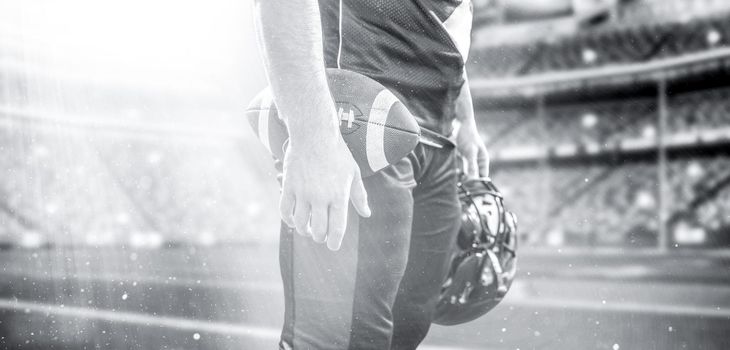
[1,0,729,349]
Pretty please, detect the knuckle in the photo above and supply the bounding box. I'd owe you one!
[300,190,328,203]
[336,191,352,203]
[330,202,346,212]
[311,199,330,208]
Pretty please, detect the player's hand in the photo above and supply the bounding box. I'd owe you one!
[455,119,490,178]
[279,127,371,251]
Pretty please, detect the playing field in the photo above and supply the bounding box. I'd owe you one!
[1,245,728,350]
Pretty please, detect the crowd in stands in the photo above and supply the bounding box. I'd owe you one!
[670,87,730,133]
[0,127,279,248]
[493,162,656,247]
[480,83,730,248]
[479,86,730,152]
[615,0,730,28]
[471,9,730,247]
[696,184,730,235]
[469,13,730,78]
[2,96,728,249]
[3,1,730,251]
[493,156,730,247]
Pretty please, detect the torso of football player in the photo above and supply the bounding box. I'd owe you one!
[318,0,474,136]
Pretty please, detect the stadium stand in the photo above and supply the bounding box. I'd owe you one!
[493,155,730,248]
[670,87,730,133]
[1,0,729,251]
[616,0,730,27]
[479,86,730,153]
[493,161,658,247]
[471,1,730,248]
[0,123,278,247]
[470,13,730,78]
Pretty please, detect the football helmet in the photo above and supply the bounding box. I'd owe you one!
[433,177,518,325]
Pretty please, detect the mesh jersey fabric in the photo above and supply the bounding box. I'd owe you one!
[318,0,470,136]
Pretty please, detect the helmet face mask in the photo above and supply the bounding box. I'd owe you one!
[479,194,501,243]
[433,178,518,326]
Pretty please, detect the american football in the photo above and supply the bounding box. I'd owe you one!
[245,68,421,177]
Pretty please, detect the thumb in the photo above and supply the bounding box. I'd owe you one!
[350,174,371,218]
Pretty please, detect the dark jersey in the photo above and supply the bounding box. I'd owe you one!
[318,0,473,136]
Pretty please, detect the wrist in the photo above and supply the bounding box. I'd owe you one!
[457,115,477,128]
[278,92,341,147]
[287,117,342,150]
[453,118,477,138]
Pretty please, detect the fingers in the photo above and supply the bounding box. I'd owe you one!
[469,154,479,178]
[349,173,371,218]
[326,202,347,251]
[309,205,328,243]
[478,145,490,178]
[281,167,368,251]
[462,145,479,179]
[279,188,295,227]
[293,198,311,237]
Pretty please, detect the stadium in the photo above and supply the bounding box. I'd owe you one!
[1,0,729,349]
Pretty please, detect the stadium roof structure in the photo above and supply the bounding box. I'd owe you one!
[471,47,730,106]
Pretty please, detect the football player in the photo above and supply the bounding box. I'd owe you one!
[253,0,489,348]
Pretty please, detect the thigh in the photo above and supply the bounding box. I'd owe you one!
[391,146,461,350]
[279,156,416,350]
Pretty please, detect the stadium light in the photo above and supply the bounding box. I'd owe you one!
[707,29,721,46]
[146,152,164,164]
[673,221,706,245]
[197,232,217,247]
[31,144,50,158]
[85,232,118,247]
[582,48,598,64]
[130,232,164,249]
[44,203,59,215]
[686,162,704,178]
[635,191,656,209]
[581,112,598,128]
[642,125,656,139]
[19,232,44,249]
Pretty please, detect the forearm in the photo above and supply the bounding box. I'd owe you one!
[454,72,476,126]
[453,70,490,176]
[253,0,339,146]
